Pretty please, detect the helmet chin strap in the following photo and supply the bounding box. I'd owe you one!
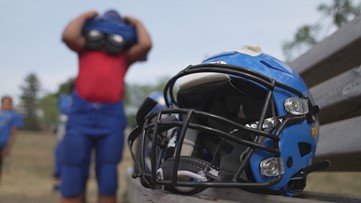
[303,160,331,174]
[157,168,208,182]
[156,156,210,195]
[288,160,331,193]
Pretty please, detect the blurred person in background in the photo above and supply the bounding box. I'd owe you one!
[61,9,152,203]
[53,83,74,191]
[0,96,23,184]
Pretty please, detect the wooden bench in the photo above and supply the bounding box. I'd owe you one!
[291,15,361,171]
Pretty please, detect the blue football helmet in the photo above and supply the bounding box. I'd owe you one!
[128,46,329,196]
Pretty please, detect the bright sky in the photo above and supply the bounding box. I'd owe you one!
[0,0,326,104]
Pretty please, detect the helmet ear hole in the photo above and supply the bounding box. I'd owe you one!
[105,34,126,55]
[84,30,105,50]
[298,142,312,157]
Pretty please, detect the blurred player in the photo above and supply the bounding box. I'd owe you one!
[61,9,152,203]
[0,96,23,183]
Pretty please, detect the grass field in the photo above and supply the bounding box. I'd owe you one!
[0,131,132,203]
[0,131,360,203]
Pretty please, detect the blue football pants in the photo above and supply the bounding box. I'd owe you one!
[61,127,124,197]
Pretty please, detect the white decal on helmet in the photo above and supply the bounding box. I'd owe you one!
[235,45,262,56]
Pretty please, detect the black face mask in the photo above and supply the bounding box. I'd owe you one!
[83,30,128,55]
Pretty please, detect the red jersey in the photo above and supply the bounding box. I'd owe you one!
[76,51,128,103]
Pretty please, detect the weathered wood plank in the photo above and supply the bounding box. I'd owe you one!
[310,65,361,124]
[289,15,361,87]
[314,116,361,171]
[299,192,361,203]
[126,168,360,203]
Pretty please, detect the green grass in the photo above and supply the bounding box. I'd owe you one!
[0,131,132,203]
[0,131,360,203]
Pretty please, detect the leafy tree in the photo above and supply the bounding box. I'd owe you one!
[37,77,75,130]
[20,73,41,131]
[318,0,361,27]
[55,77,75,97]
[38,94,59,130]
[124,76,169,109]
[283,0,361,61]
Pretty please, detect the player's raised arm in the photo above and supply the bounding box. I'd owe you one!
[123,16,152,65]
[62,10,98,53]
